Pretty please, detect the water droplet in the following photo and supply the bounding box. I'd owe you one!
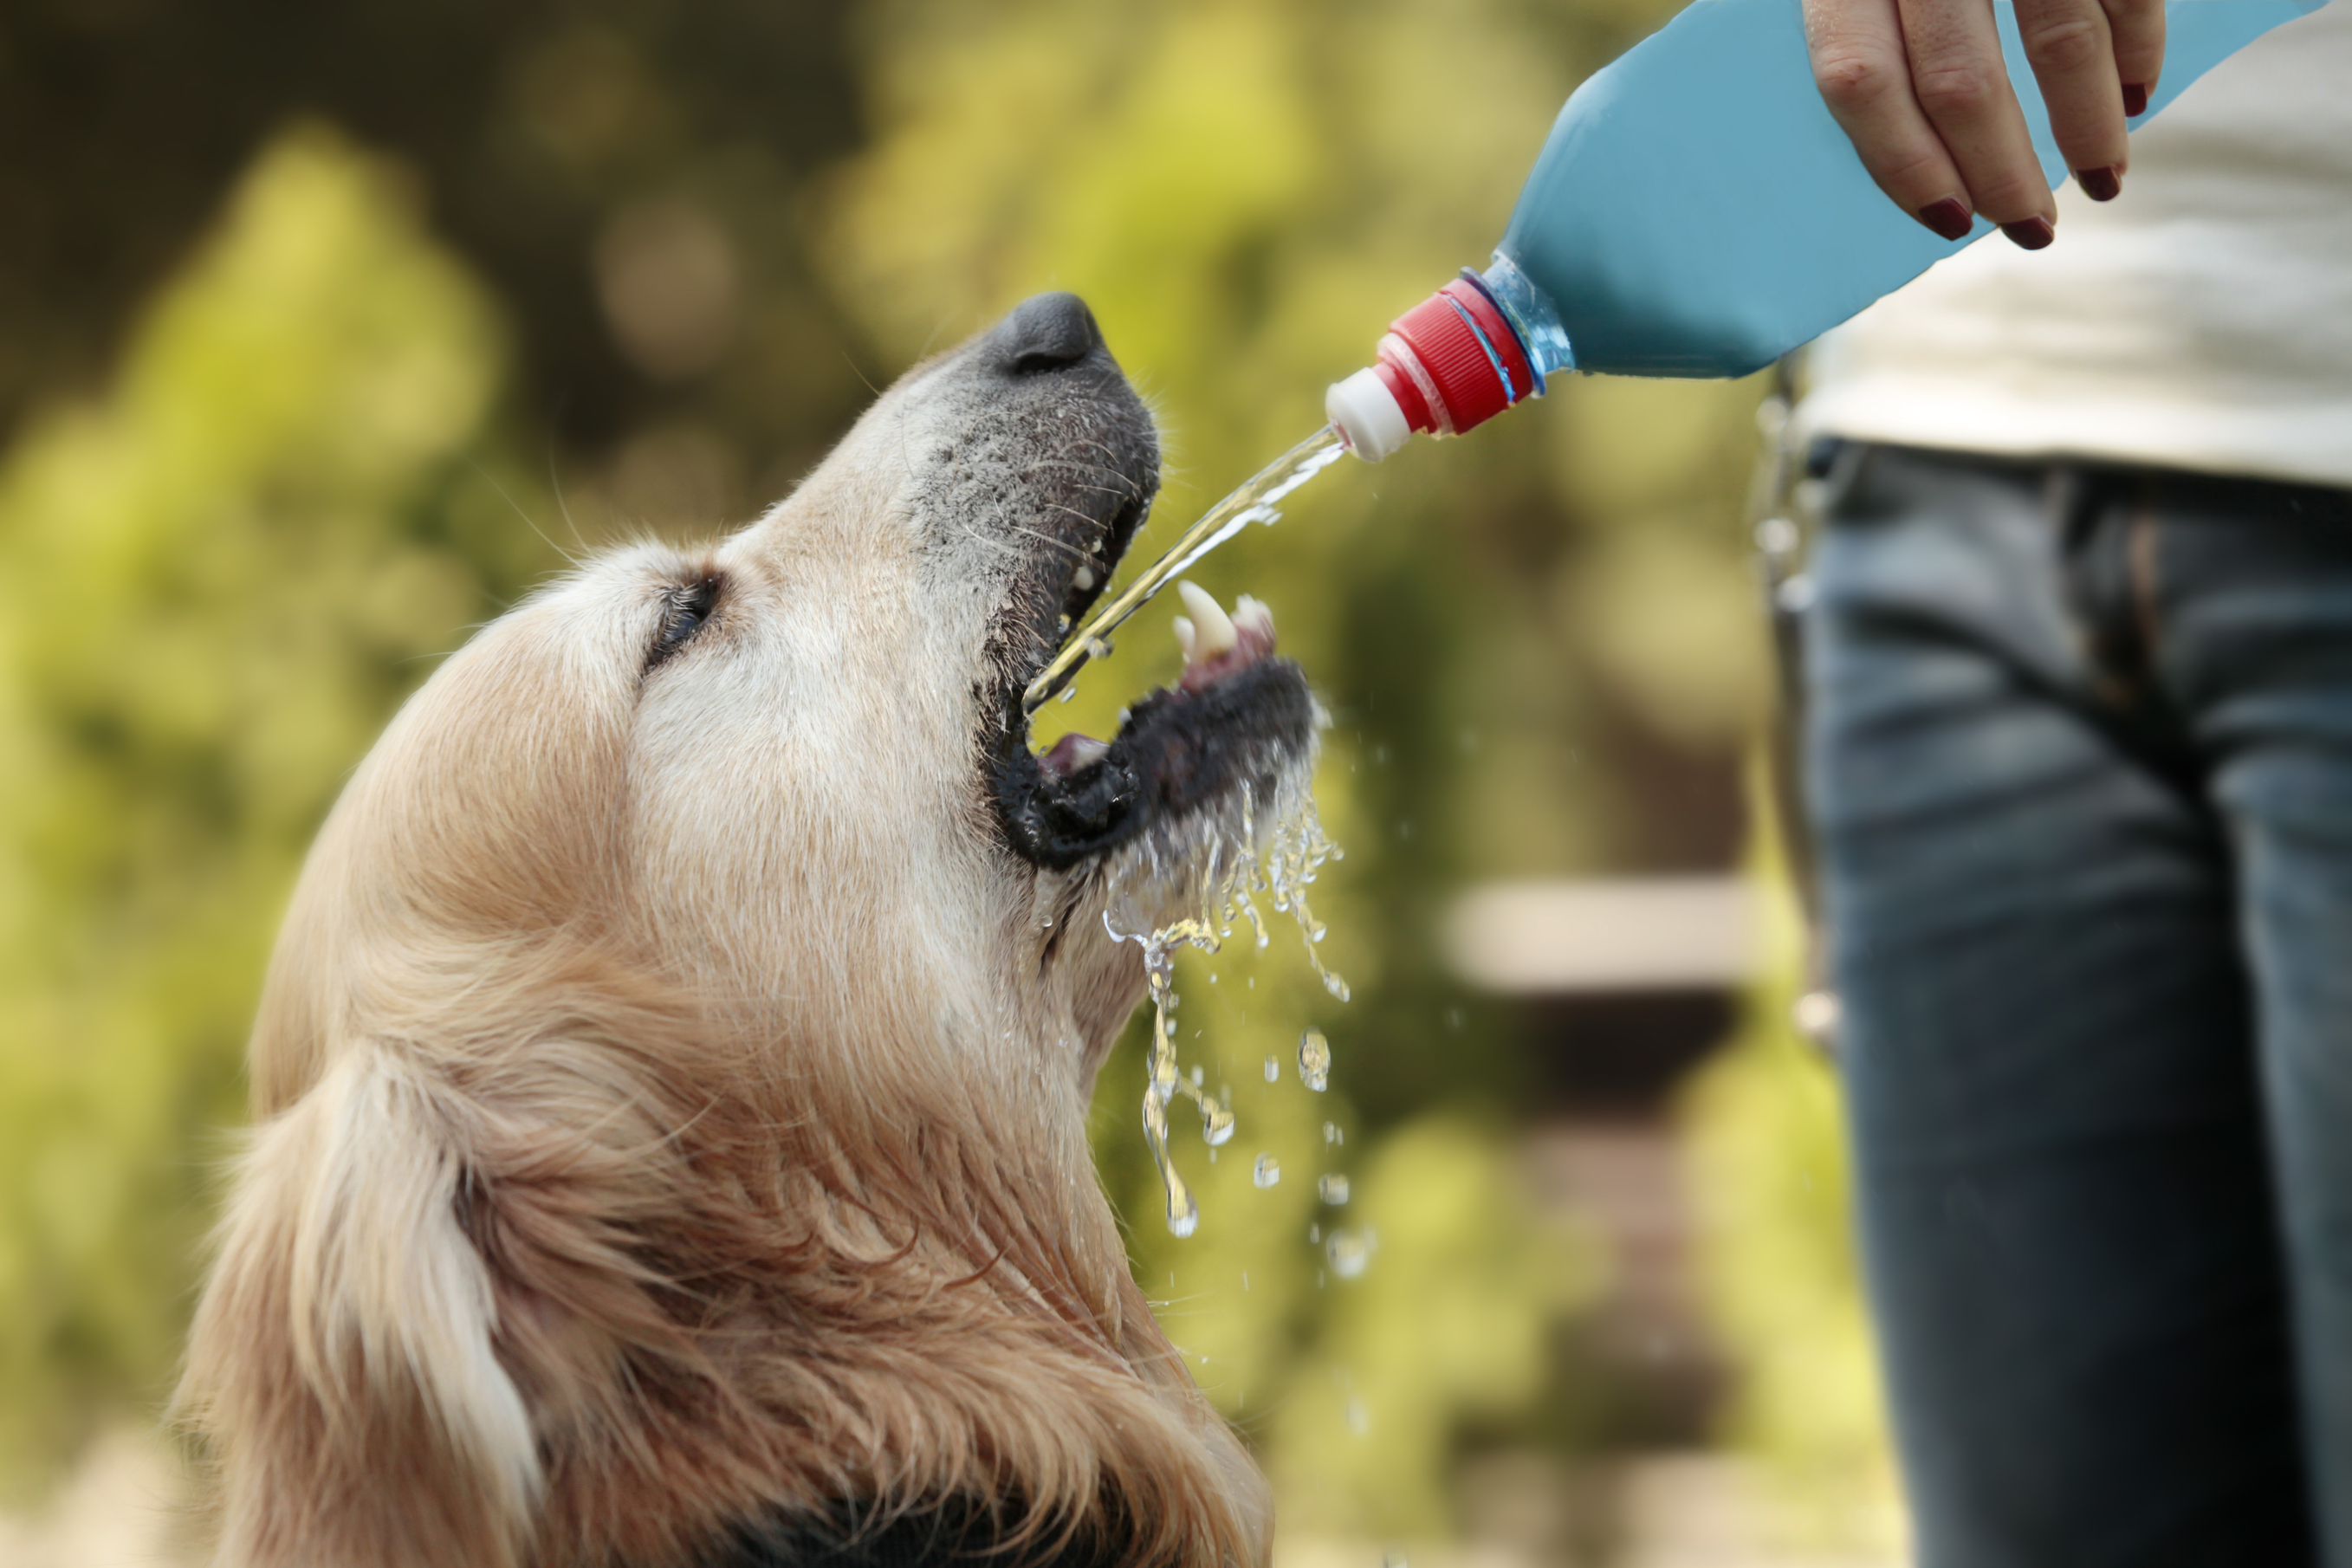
[1201,1101,1235,1146]
[1166,1195,1199,1239]
[1325,1228,1371,1279]
[1346,1396,1370,1436]
[1319,1174,1350,1205]
[1058,685,1077,704]
[1253,1153,1280,1189]
[1298,1027,1331,1092]
[1308,1223,1321,1243]
[1263,1055,1280,1083]
[1323,1121,1343,1146]
[1190,1065,1203,1088]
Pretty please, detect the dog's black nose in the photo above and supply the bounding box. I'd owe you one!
[991,292,1104,375]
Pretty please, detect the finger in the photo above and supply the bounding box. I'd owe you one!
[1896,0,2057,246]
[1804,0,1979,240]
[2015,0,2127,196]
[2101,0,2166,121]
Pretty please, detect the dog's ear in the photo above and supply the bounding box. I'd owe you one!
[180,1040,540,1568]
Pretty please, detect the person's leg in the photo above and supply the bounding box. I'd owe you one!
[1805,445,2313,1567]
[2165,476,2352,1565]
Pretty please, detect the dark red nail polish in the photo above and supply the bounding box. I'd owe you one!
[1916,197,1974,241]
[2122,81,2148,116]
[2076,165,2122,201]
[2002,216,2056,250]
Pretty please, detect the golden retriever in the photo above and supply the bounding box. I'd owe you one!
[176,294,1317,1568]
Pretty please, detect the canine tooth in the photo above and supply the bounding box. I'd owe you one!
[1065,735,1110,769]
[1176,580,1236,659]
[1074,565,1096,591]
[1174,615,1197,661]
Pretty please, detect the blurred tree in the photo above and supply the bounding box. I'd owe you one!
[0,0,871,499]
[0,126,561,1495]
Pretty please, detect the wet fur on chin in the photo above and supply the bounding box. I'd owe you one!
[173,318,1272,1568]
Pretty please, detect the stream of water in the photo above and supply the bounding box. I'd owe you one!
[1022,424,1348,714]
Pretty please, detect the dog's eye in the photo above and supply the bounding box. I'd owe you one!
[649,575,721,669]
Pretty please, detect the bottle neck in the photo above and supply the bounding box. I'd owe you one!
[1477,251,1574,384]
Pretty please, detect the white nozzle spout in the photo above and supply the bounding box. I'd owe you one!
[1325,366,1412,463]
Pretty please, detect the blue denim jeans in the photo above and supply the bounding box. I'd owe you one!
[1806,444,2352,1567]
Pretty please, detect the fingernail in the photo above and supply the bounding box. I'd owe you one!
[2122,81,2149,116]
[1915,197,1974,241]
[2001,216,2056,250]
[2076,165,2122,202]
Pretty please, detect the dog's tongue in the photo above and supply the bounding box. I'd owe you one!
[1035,584,1279,778]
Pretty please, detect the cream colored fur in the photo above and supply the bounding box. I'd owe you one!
[177,341,1269,1567]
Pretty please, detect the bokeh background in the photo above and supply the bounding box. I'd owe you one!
[0,0,1897,1563]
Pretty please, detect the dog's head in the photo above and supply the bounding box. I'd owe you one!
[187,295,1304,1568]
[255,290,1312,1108]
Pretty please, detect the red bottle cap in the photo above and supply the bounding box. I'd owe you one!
[1327,274,1536,461]
[1385,280,1534,435]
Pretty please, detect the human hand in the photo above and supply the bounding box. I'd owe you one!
[1802,0,2164,249]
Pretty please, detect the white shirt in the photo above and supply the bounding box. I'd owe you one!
[1797,0,2352,488]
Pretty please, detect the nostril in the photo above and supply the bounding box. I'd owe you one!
[995,291,1103,375]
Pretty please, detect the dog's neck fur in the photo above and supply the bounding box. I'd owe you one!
[185,909,1266,1567]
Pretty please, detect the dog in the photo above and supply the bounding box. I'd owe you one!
[175,293,1318,1568]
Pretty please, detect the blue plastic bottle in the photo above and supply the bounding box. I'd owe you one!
[1324,0,2326,461]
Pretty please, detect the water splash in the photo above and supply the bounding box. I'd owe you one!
[1325,1228,1374,1280]
[1024,424,1350,713]
[1111,779,1346,1236]
[1298,1027,1331,1092]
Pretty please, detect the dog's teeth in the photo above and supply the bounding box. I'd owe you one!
[1233,593,1275,644]
[1065,735,1109,769]
[1073,565,1096,591]
[1176,580,1236,660]
[1174,614,1197,661]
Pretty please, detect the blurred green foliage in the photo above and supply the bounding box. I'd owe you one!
[0,129,560,1494]
[0,0,1891,1549]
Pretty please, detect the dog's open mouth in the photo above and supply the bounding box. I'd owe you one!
[988,470,1318,876]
